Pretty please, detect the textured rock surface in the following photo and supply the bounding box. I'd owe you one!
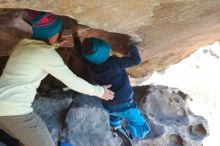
[32,85,208,146]
[133,41,220,145]
[0,9,31,56]
[1,0,220,77]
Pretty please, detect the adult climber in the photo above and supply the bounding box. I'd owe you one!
[0,10,114,146]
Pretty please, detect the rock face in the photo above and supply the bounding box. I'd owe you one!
[32,85,208,146]
[132,41,220,145]
[1,0,220,77]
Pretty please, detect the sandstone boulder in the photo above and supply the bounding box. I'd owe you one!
[1,1,220,77]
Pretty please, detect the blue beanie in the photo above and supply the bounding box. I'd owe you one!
[82,38,111,64]
[26,10,62,40]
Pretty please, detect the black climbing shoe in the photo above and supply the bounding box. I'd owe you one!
[112,127,133,146]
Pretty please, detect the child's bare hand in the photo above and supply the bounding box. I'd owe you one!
[58,39,68,47]
[57,29,74,48]
[100,85,114,100]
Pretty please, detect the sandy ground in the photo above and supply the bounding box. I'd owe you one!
[131,41,220,146]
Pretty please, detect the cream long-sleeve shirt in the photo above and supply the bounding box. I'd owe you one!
[0,39,104,116]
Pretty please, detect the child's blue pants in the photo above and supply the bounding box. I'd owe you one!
[106,102,151,139]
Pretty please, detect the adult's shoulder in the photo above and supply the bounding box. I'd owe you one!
[18,38,48,47]
[13,38,58,61]
[14,38,50,52]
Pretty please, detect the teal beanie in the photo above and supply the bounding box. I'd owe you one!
[26,10,62,40]
[82,38,111,65]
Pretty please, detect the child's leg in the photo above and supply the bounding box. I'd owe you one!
[109,115,121,129]
[126,108,151,139]
[116,103,151,139]
[109,115,133,146]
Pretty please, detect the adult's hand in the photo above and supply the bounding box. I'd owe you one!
[100,85,114,100]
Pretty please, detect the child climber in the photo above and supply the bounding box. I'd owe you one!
[73,31,151,145]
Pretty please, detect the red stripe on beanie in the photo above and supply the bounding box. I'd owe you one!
[33,13,57,28]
